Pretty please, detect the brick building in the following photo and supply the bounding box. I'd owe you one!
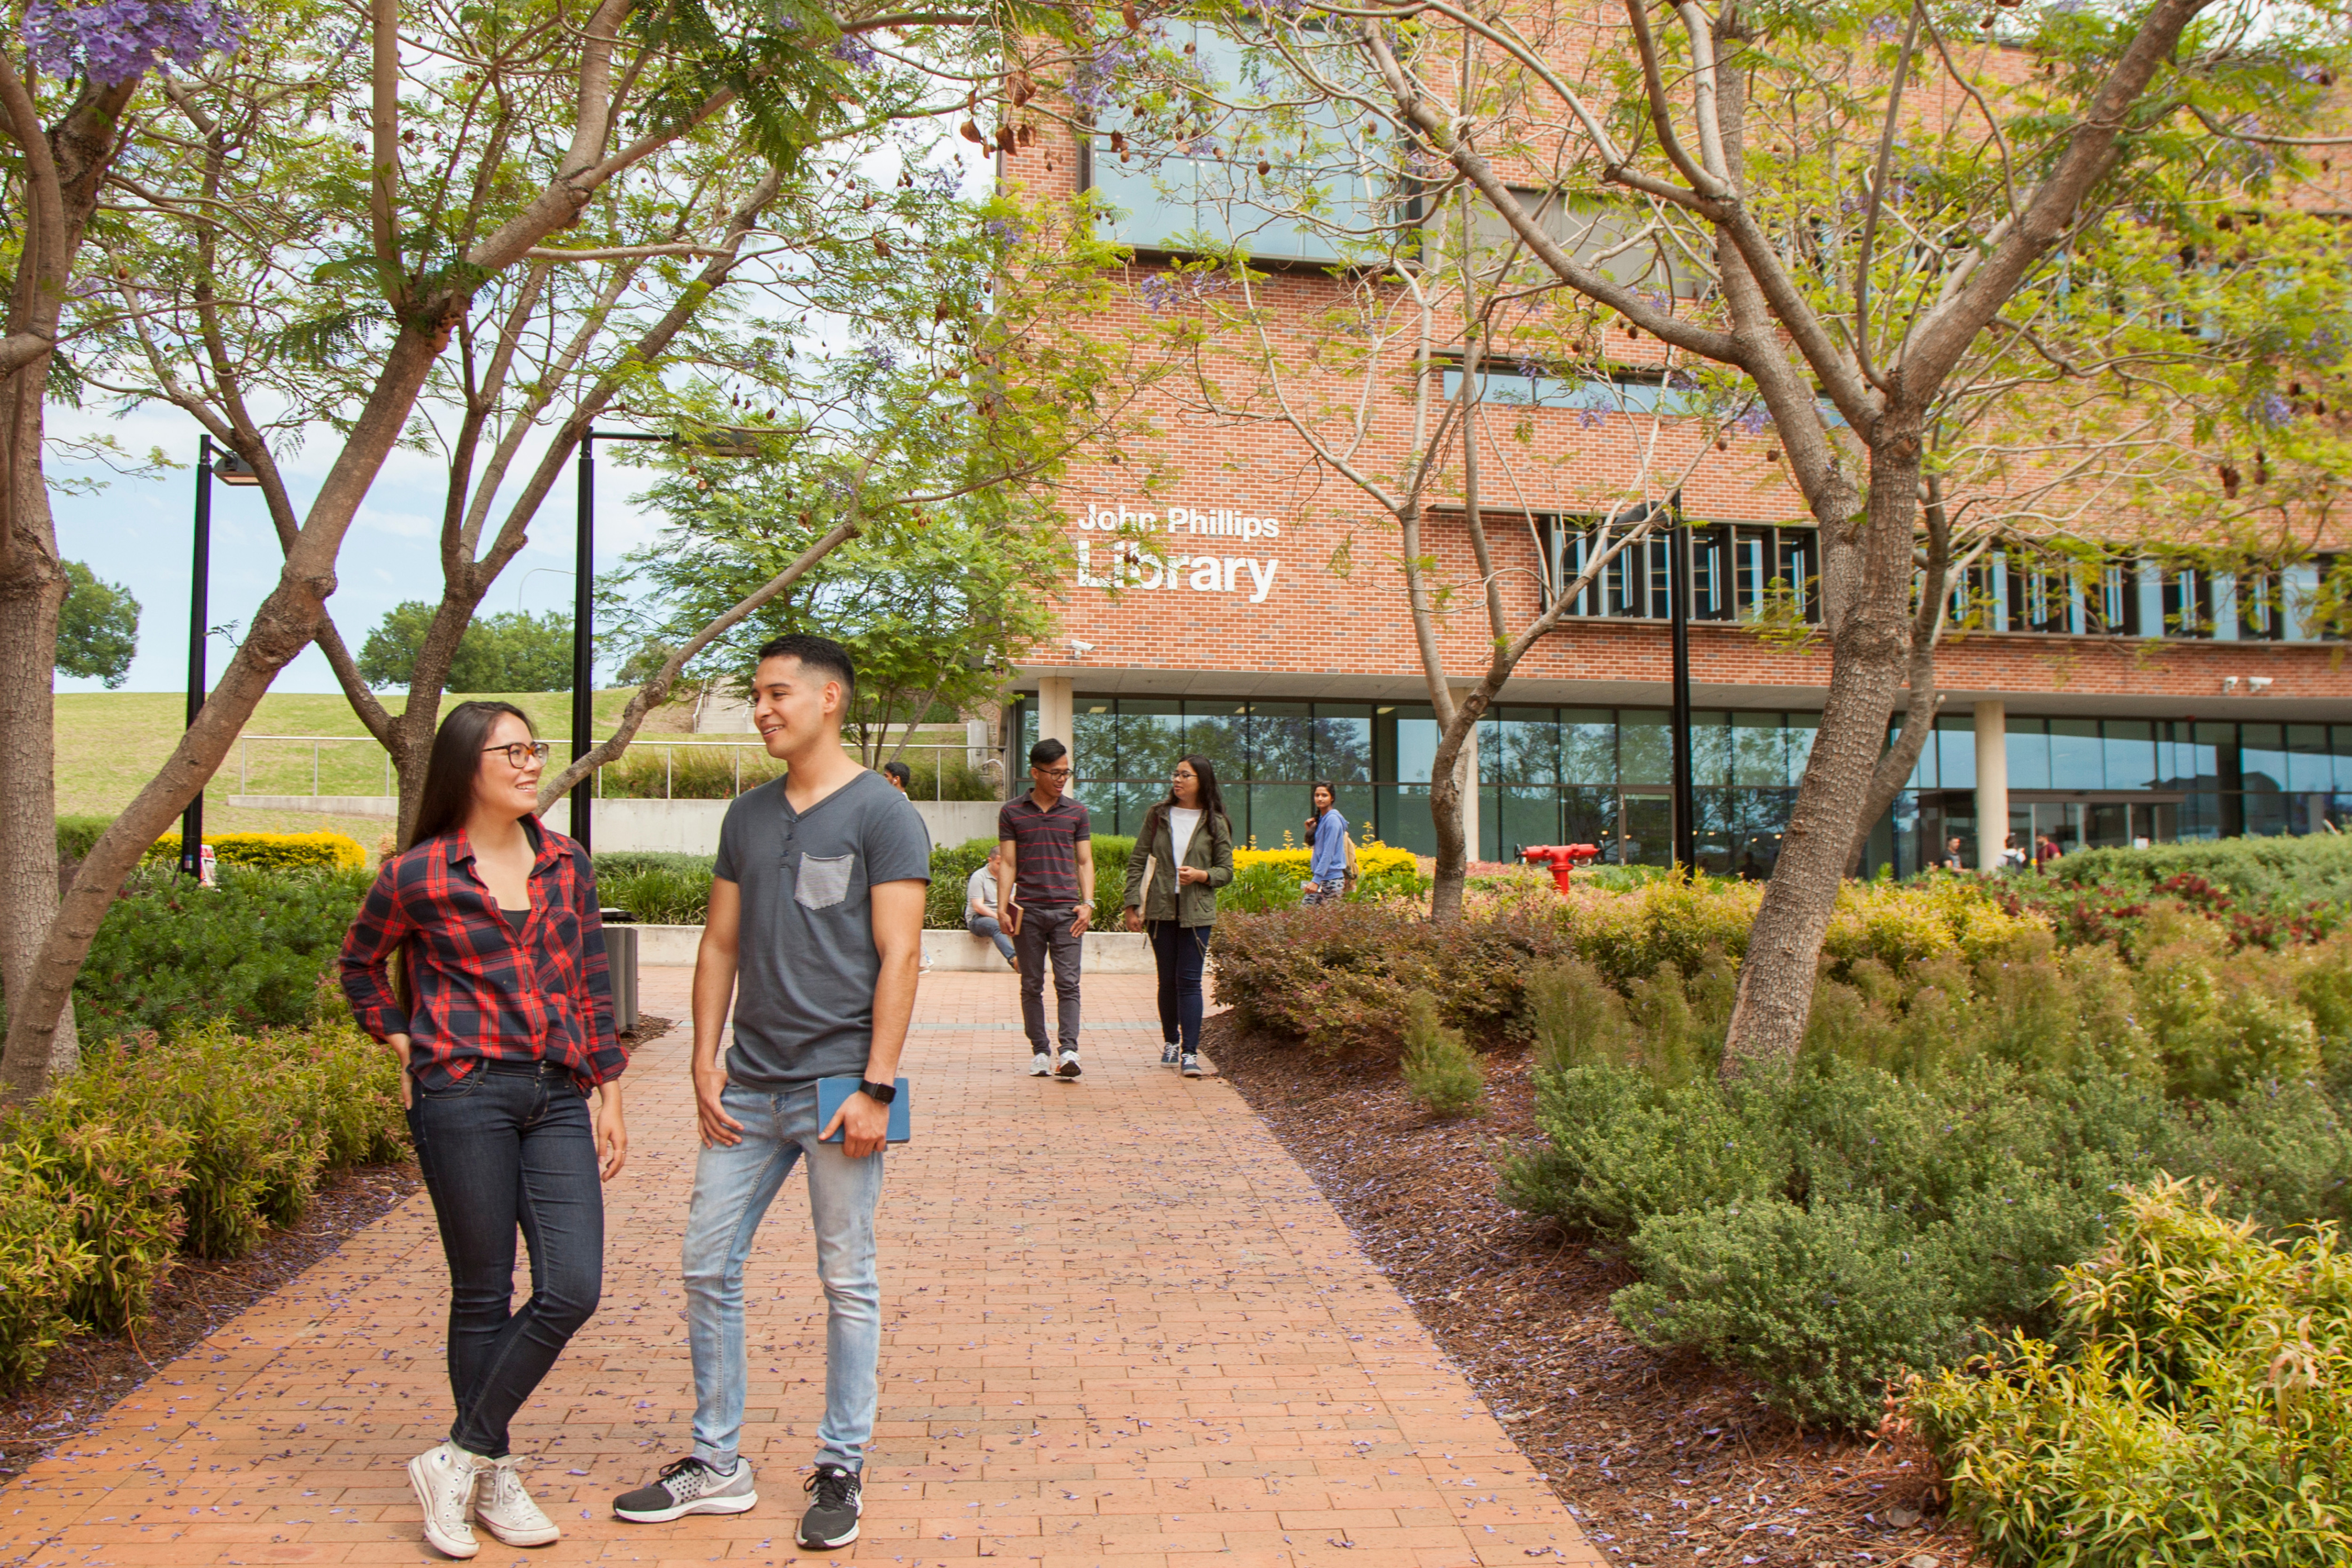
[996,25,2352,876]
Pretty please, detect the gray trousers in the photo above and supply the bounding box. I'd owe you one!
[1014,903,1083,1053]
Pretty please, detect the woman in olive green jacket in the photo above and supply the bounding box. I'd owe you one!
[1122,753,1235,1078]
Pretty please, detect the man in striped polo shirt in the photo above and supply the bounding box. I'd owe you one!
[996,737,1095,1077]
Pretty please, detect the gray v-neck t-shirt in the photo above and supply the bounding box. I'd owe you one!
[712,769,932,1089]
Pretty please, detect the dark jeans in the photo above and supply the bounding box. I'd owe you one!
[966,913,1017,960]
[1014,903,1083,1053]
[1150,920,1214,1051]
[407,1060,604,1458]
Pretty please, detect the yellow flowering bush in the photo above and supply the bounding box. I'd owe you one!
[146,830,368,872]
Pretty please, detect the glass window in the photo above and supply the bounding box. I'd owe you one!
[2007,717,2052,790]
[1183,703,1250,787]
[1247,782,1315,852]
[1310,703,1374,784]
[2333,727,2352,792]
[1561,708,1616,785]
[1934,712,1976,790]
[2049,718,2103,790]
[1785,712,1819,787]
[1376,784,1436,854]
[1898,714,1936,789]
[1113,699,1185,794]
[1072,700,1120,795]
[1489,706,1560,786]
[1246,701,1314,782]
[2103,719,2158,792]
[1089,23,1378,265]
[1690,711,1731,790]
[1620,710,1671,787]
[2288,724,2333,793]
[2161,722,2217,789]
[1732,713,1785,788]
[2241,723,2289,793]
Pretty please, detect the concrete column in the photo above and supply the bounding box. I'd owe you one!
[1974,699,2007,871]
[1037,677,1074,763]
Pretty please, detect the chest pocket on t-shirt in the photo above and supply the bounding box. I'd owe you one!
[795,852,856,909]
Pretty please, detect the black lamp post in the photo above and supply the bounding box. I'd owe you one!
[179,435,261,877]
[1668,494,1695,875]
[570,428,755,850]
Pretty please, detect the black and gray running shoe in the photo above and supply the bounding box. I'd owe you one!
[612,1456,758,1523]
[798,1463,862,1549]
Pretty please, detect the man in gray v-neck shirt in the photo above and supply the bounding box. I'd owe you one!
[712,770,931,1088]
[612,635,929,1551]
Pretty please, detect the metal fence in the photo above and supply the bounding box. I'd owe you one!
[232,734,1005,803]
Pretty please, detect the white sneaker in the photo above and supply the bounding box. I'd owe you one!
[476,1454,561,1546]
[1057,1048,1082,1079]
[408,1441,486,1559]
[1029,1051,1052,1076]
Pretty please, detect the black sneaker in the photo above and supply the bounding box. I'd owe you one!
[612,1455,758,1522]
[798,1463,862,1549]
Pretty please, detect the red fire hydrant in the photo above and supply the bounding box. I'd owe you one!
[1520,843,1601,894]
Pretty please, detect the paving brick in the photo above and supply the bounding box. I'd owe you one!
[0,966,1597,1568]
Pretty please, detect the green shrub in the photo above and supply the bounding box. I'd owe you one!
[11,1080,191,1335]
[1500,1060,1782,1237]
[1618,1196,1973,1430]
[1398,993,1484,1117]
[40,865,371,1043]
[0,1142,96,1389]
[1908,1180,2352,1568]
[925,838,995,930]
[1222,856,1305,914]
[56,813,115,863]
[595,852,716,925]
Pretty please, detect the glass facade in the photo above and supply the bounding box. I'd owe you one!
[1020,699,2352,876]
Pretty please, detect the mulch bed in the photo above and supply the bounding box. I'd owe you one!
[0,1014,676,1485]
[1208,1013,1971,1568]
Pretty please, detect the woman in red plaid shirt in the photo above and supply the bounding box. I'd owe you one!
[340,700,628,1560]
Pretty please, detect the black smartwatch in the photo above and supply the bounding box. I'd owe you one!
[857,1078,898,1105]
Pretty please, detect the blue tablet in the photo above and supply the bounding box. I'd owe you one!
[816,1076,911,1143]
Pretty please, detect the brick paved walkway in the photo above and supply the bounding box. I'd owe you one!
[2,968,1599,1568]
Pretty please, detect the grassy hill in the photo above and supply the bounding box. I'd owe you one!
[56,689,674,843]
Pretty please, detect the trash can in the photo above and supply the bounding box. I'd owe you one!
[600,912,639,1038]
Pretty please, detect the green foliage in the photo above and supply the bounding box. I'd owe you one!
[0,1020,406,1388]
[1909,1181,2352,1568]
[596,851,719,926]
[1090,836,1134,931]
[1398,992,1484,1117]
[55,561,139,688]
[1621,1197,1973,1432]
[2014,834,2352,955]
[0,1143,96,1389]
[56,813,114,863]
[357,601,574,692]
[57,866,369,1043]
[926,837,994,930]
[1222,855,1305,914]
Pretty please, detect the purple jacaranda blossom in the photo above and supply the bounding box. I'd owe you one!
[1730,405,1772,437]
[857,343,899,373]
[831,33,875,68]
[2252,391,2294,427]
[24,0,244,86]
[1069,37,1144,111]
[1137,271,1228,314]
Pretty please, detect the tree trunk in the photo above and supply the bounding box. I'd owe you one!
[0,321,453,1101]
[1721,439,1919,1074]
[0,379,78,1079]
[1426,697,1486,923]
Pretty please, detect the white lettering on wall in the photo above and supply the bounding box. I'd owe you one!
[1075,541,1281,604]
[1083,501,1283,540]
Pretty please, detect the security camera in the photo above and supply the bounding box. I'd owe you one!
[2249,676,2273,693]
[1069,639,1095,657]
[2222,676,2240,693]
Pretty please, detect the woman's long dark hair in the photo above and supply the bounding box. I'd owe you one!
[1308,780,1338,824]
[407,700,536,850]
[1142,753,1230,851]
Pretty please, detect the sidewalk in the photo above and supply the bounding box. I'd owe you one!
[1,967,1599,1568]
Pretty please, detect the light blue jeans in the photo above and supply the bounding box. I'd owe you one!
[682,1079,883,1474]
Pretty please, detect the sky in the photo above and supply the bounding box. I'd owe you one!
[48,396,668,698]
[50,131,996,704]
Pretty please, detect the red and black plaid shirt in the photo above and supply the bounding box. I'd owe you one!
[339,820,625,1092]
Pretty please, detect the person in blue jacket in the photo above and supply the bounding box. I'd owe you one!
[1303,781,1351,905]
